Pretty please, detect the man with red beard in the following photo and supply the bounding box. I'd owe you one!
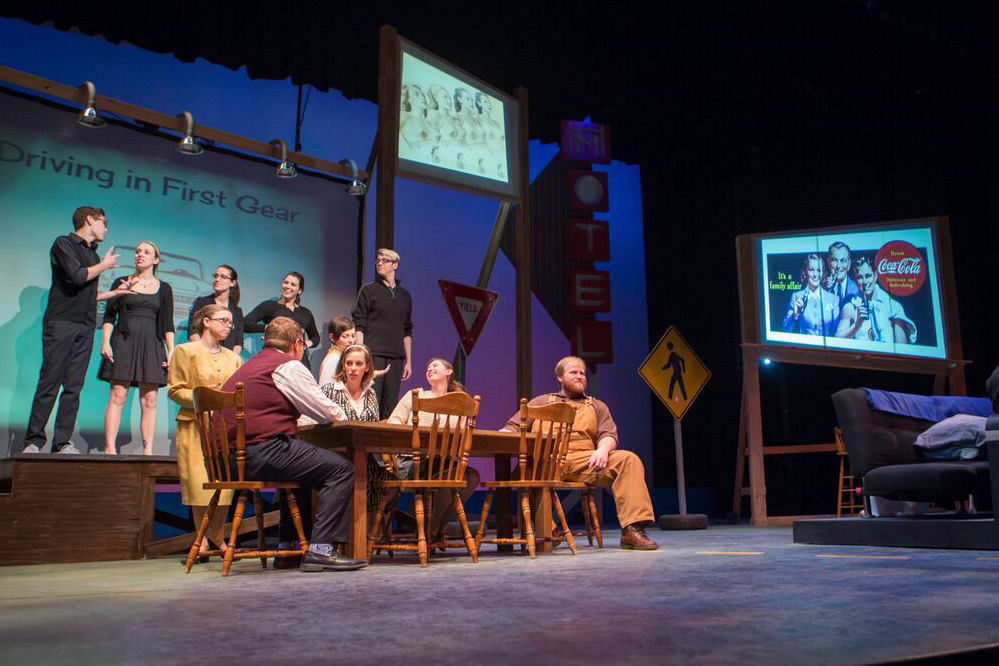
[503,356,658,550]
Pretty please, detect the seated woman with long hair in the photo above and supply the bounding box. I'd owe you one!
[386,357,481,542]
[320,344,385,522]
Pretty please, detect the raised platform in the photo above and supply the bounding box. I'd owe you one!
[0,454,179,566]
[793,515,999,550]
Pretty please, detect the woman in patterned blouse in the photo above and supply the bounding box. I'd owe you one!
[321,344,383,516]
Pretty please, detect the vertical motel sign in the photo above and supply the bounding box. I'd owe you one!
[562,119,613,365]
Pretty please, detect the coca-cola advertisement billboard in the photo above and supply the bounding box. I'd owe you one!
[756,224,946,359]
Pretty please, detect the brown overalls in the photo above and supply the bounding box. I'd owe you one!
[550,395,655,528]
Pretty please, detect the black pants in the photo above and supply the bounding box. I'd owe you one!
[24,320,95,452]
[243,435,353,545]
[372,354,404,419]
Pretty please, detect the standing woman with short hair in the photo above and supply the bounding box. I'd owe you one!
[99,241,175,455]
[244,271,320,369]
[187,264,244,355]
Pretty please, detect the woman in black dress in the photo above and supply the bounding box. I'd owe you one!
[244,271,320,369]
[187,263,243,355]
[99,241,175,455]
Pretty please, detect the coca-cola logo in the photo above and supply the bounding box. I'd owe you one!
[874,240,925,296]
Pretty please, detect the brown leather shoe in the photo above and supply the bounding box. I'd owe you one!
[620,524,658,550]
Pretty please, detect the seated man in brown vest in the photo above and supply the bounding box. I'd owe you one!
[503,356,658,550]
[222,316,366,571]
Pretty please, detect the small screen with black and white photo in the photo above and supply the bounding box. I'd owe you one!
[396,40,520,199]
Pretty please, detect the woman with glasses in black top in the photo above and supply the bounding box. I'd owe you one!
[187,264,244,355]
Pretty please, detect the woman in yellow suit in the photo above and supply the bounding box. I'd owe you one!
[167,304,242,561]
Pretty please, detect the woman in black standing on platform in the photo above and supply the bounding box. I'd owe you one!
[244,271,320,369]
[187,264,243,355]
[99,241,175,455]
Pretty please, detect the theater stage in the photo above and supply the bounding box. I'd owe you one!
[2,526,998,665]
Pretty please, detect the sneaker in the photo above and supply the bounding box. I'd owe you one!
[620,524,659,550]
[21,443,41,454]
[300,550,368,572]
[56,443,81,454]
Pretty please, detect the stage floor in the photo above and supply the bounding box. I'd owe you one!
[2,525,999,665]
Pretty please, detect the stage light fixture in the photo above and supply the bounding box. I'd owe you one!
[176,111,203,155]
[762,358,772,366]
[340,159,367,196]
[76,81,105,128]
[269,139,297,179]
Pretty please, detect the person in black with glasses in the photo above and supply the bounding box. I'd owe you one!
[187,264,244,356]
[22,206,131,454]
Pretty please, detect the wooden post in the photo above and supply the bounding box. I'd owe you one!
[742,347,767,525]
[375,26,400,251]
[514,86,531,403]
[496,86,532,550]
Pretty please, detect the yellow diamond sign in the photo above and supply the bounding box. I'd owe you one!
[639,326,710,420]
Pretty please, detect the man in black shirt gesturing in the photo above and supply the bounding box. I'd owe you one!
[352,248,413,419]
[22,206,125,454]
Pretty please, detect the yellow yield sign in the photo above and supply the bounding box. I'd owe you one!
[639,326,710,420]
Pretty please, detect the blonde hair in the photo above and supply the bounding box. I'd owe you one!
[264,317,304,352]
[334,344,375,388]
[377,248,400,264]
[554,356,586,378]
[131,240,161,277]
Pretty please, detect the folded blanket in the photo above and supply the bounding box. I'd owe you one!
[862,388,992,422]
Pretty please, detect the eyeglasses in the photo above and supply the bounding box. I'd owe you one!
[212,273,234,280]
[94,217,108,228]
[208,317,233,326]
[375,257,396,265]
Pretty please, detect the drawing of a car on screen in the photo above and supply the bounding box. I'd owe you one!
[97,247,211,332]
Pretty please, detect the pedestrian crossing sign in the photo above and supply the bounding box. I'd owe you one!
[638,326,711,420]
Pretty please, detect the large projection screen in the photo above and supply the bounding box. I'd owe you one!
[0,89,359,455]
[754,219,949,359]
[395,38,521,200]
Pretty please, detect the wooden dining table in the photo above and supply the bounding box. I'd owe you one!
[298,421,543,559]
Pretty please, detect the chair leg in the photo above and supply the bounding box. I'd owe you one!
[252,491,267,568]
[520,488,536,558]
[586,488,603,548]
[475,489,495,548]
[285,489,309,553]
[224,490,247,577]
[186,490,220,573]
[368,490,390,562]
[415,491,428,567]
[453,491,479,563]
[581,489,594,546]
[552,489,577,555]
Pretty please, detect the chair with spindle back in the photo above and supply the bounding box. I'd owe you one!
[367,389,481,567]
[474,399,579,557]
[186,383,309,576]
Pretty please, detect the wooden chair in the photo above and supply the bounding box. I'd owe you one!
[186,383,309,576]
[474,399,579,557]
[553,486,604,549]
[834,427,862,517]
[367,390,481,567]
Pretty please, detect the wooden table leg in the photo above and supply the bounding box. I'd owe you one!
[537,489,553,553]
[347,446,367,559]
[494,454,513,552]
